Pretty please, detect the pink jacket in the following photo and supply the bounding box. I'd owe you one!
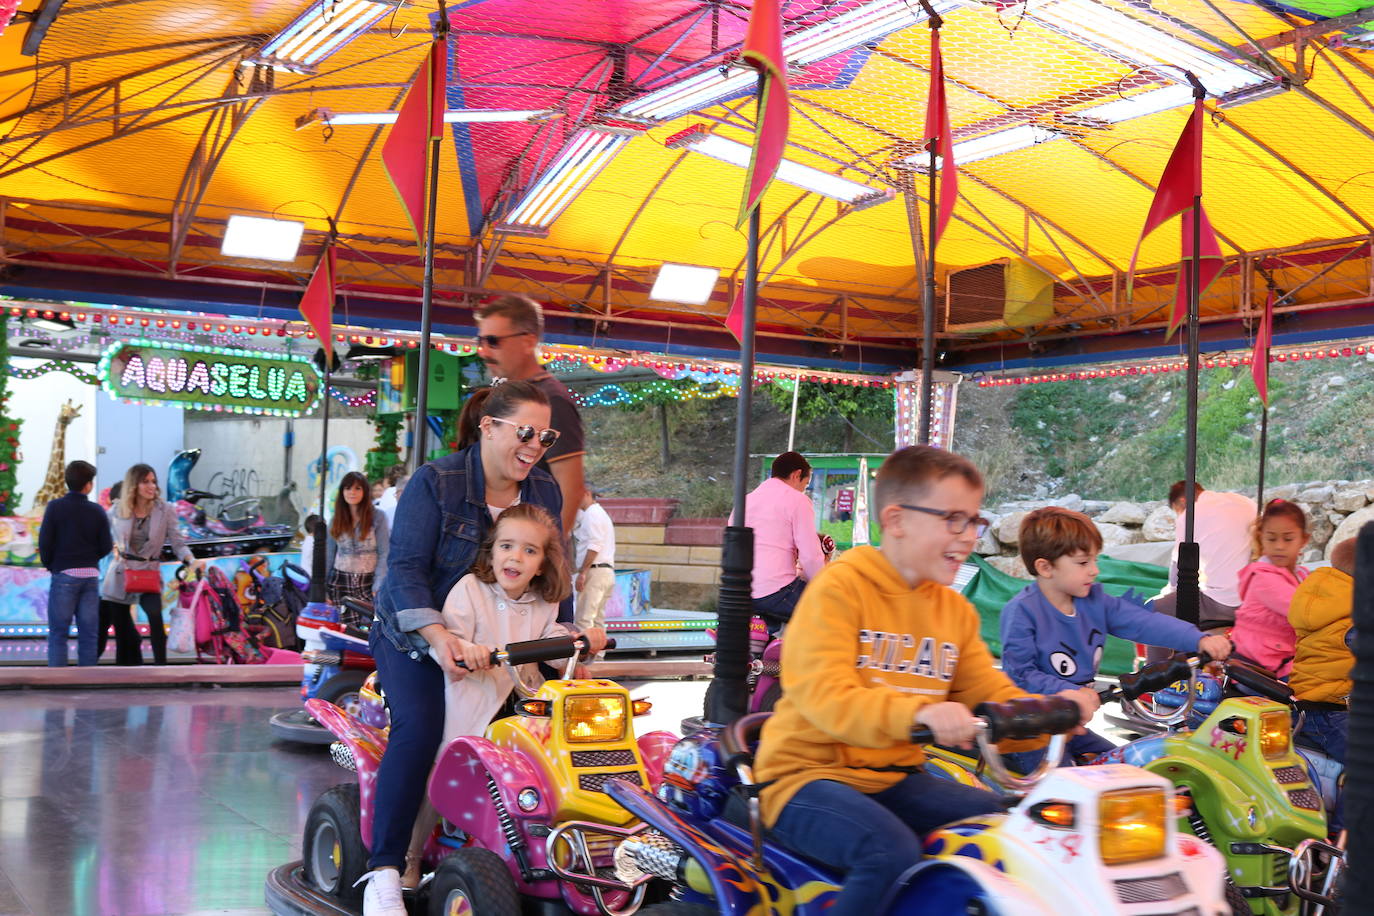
[1232,559,1308,677]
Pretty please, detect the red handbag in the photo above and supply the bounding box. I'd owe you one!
[123,566,162,594]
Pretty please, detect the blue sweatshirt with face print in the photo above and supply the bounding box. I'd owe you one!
[999,582,1205,692]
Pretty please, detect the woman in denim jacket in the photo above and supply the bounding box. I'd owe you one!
[356,380,606,915]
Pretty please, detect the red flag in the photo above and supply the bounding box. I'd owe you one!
[924,29,958,246]
[725,286,745,342]
[1252,288,1274,405]
[1166,205,1225,337]
[299,245,336,347]
[737,0,790,228]
[1128,95,1224,336]
[382,37,448,243]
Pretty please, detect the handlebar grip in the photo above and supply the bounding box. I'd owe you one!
[1225,659,1294,703]
[910,727,935,744]
[504,635,579,666]
[603,638,617,651]
[975,696,1082,742]
[1118,657,1193,700]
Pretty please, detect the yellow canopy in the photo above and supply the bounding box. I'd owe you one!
[1,0,1372,366]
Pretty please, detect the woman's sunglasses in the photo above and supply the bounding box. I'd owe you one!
[490,416,560,448]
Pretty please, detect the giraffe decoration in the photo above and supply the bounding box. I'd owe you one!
[30,401,81,514]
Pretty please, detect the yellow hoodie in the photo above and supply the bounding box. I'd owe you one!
[1288,565,1354,705]
[754,545,1030,826]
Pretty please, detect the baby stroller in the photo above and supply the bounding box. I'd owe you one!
[171,565,265,664]
[236,556,306,651]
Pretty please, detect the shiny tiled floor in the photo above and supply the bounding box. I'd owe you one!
[0,681,708,916]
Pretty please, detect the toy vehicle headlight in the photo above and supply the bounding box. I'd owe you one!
[564,695,627,743]
[1259,710,1291,759]
[1099,787,1166,866]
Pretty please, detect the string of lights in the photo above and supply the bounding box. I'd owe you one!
[329,386,377,407]
[6,360,99,385]
[571,379,741,408]
[975,341,1374,387]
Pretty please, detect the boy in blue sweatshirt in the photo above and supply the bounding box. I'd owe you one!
[1000,507,1232,769]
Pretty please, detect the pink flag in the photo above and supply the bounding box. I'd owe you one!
[924,29,958,245]
[725,286,745,343]
[1252,288,1273,405]
[382,38,448,243]
[1167,205,1225,337]
[737,0,790,228]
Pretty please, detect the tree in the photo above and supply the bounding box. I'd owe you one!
[0,324,20,513]
[764,379,892,451]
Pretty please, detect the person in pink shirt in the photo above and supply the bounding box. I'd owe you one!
[1145,481,1256,663]
[1232,498,1310,677]
[733,452,826,633]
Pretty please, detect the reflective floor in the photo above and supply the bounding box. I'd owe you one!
[0,681,708,916]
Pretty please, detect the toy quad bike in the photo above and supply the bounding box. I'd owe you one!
[925,655,1344,915]
[268,596,377,745]
[276,633,679,916]
[607,698,1229,915]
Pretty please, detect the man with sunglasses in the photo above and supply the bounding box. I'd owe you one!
[475,295,585,537]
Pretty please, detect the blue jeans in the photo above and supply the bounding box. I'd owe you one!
[1003,728,1117,773]
[368,628,447,870]
[754,578,806,633]
[47,573,100,667]
[1296,709,1348,765]
[769,773,1006,916]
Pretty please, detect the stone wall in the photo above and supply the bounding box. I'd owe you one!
[977,480,1374,579]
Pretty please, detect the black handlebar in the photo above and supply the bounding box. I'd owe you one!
[910,696,1082,744]
[455,634,617,669]
[1225,658,1294,703]
[1118,657,1193,701]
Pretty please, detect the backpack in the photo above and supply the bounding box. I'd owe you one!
[240,558,302,650]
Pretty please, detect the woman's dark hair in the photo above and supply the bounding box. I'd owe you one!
[330,471,376,541]
[456,380,550,450]
[470,503,570,603]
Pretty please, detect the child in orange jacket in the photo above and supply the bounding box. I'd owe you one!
[753,447,1092,916]
[1288,537,1356,763]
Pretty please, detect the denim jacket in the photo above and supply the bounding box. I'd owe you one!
[372,441,563,657]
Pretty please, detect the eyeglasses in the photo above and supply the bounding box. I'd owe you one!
[490,416,560,448]
[476,331,533,349]
[898,504,991,536]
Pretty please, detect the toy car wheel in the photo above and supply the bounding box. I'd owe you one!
[317,670,369,718]
[427,848,519,916]
[755,681,782,713]
[1224,881,1251,916]
[636,904,716,915]
[302,784,367,902]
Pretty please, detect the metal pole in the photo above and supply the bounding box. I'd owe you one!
[1345,521,1374,903]
[786,370,800,452]
[311,340,331,604]
[1256,406,1269,507]
[919,128,937,446]
[1176,79,1206,627]
[413,6,449,469]
[705,201,760,726]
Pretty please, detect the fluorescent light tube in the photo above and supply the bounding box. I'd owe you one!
[620,0,964,122]
[497,129,631,231]
[221,215,306,262]
[299,108,559,127]
[651,264,721,305]
[250,0,399,73]
[670,128,893,205]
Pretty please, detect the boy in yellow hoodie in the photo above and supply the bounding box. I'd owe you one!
[1288,536,1356,763]
[753,446,1093,914]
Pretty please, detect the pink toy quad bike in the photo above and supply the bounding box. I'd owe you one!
[265,633,677,916]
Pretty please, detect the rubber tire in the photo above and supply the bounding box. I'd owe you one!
[755,681,783,714]
[427,848,520,916]
[635,904,717,916]
[317,669,369,718]
[268,708,335,745]
[1225,880,1253,916]
[302,783,368,903]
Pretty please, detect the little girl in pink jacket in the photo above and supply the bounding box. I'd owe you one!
[1231,499,1309,677]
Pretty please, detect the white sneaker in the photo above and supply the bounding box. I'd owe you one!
[357,868,407,916]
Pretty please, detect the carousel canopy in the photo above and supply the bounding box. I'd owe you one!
[1,0,1373,371]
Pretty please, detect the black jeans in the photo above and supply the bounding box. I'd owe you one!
[753,578,807,634]
[99,593,165,664]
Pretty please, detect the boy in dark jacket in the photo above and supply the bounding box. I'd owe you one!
[38,461,114,666]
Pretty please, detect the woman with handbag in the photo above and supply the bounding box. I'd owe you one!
[101,463,202,665]
[326,470,389,627]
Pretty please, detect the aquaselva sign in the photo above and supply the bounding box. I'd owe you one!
[97,340,322,416]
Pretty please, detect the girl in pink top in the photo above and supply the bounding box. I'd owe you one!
[1231,499,1309,677]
